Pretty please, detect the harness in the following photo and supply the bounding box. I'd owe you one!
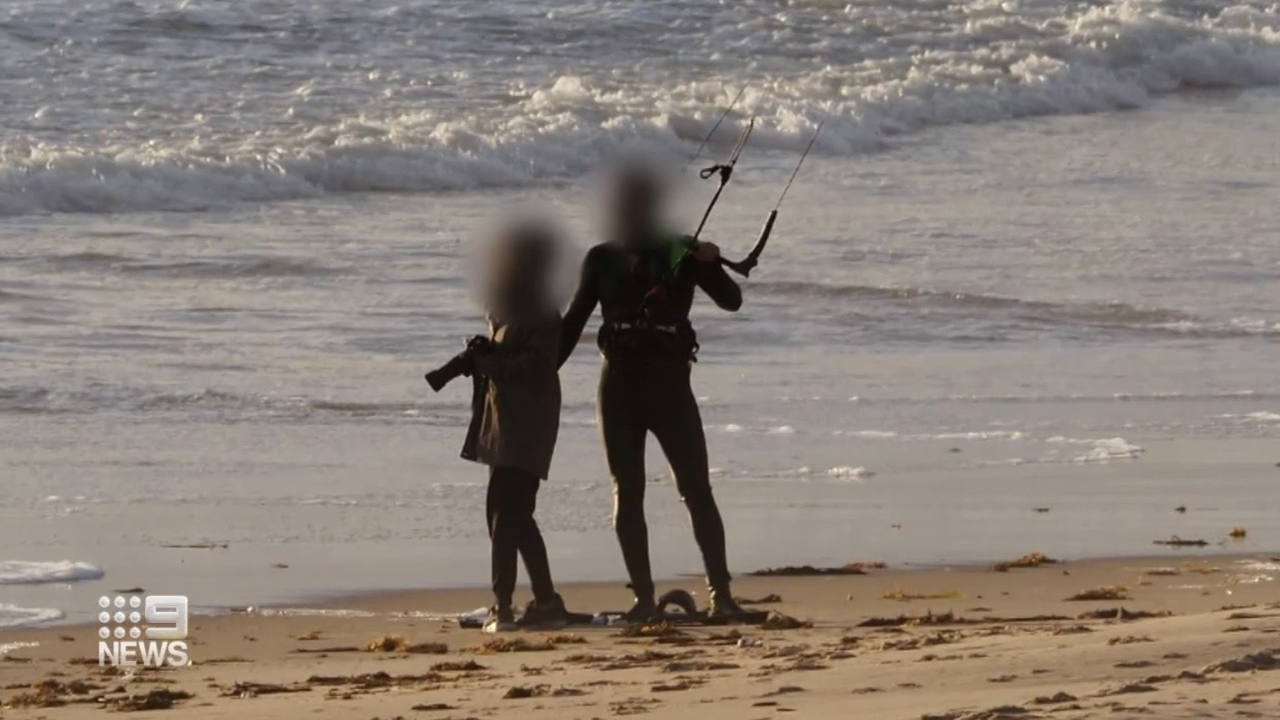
[598,319,700,362]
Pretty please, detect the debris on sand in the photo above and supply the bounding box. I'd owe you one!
[651,679,704,693]
[411,703,459,711]
[1098,682,1158,696]
[361,634,445,653]
[105,689,195,711]
[661,660,740,673]
[221,682,310,698]
[761,612,813,630]
[1142,568,1180,577]
[1107,635,1154,646]
[1065,586,1129,602]
[295,629,323,641]
[431,660,486,672]
[364,635,408,652]
[466,638,556,654]
[616,623,690,641]
[1202,650,1278,674]
[883,587,962,601]
[1031,692,1077,704]
[503,684,585,699]
[1153,536,1208,547]
[1076,607,1171,621]
[1228,526,1248,539]
[991,553,1058,572]
[880,631,963,651]
[858,611,963,628]
[738,594,783,605]
[4,679,102,709]
[306,671,441,689]
[407,642,449,654]
[923,704,1032,720]
[747,562,878,577]
[560,653,614,665]
[1033,508,1050,513]
[762,685,806,697]
[543,633,587,645]
[503,685,544,699]
[594,650,688,671]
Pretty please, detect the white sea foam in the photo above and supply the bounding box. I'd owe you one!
[0,560,105,585]
[0,606,63,629]
[827,466,875,480]
[252,607,376,618]
[834,429,1022,440]
[1237,560,1280,572]
[394,607,489,621]
[1076,439,1146,463]
[843,430,899,439]
[0,640,41,655]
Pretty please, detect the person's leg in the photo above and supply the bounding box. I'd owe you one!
[649,363,736,611]
[508,468,557,604]
[487,467,522,612]
[598,360,655,608]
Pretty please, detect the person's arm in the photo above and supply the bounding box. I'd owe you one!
[558,246,601,367]
[472,316,560,383]
[691,242,742,311]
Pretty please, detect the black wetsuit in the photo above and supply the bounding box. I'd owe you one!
[559,235,742,600]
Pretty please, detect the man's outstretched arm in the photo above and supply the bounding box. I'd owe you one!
[558,247,601,367]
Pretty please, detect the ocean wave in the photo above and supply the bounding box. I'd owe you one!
[833,429,1025,441]
[2,1,1279,215]
[755,280,1280,339]
[1,610,62,630]
[0,383,607,419]
[0,385,456,420]
[7,251,345,279]
[1047,436,1147,462]
[0,560,105,585]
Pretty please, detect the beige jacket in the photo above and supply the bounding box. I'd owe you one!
[460,310,562,480]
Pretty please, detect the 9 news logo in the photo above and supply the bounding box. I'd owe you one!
[96,595,190,668]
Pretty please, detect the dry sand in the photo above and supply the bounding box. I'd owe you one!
[3,554,1279,719]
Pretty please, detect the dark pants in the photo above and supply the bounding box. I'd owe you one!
[597,357,731,600]
[486,466,556,608]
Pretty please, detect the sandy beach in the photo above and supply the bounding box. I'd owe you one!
[4,554,1278,719]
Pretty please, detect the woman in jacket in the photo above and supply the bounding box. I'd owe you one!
[458,221,567,632]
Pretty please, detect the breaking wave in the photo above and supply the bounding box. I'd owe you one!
[0,560,105,585]
[2,0,1280,215]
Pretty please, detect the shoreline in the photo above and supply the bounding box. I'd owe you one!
[6,550,1274,629]
[4,553,1279,719]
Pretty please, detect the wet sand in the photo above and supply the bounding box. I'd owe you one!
[4,554,1279,719]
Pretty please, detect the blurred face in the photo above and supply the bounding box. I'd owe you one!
[608,169,662,246]
[488,226,556,307]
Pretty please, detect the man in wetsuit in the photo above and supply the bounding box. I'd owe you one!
[559,165,746,621]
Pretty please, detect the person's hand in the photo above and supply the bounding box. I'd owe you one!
[466,335,495,354]
[692,242,720,263]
